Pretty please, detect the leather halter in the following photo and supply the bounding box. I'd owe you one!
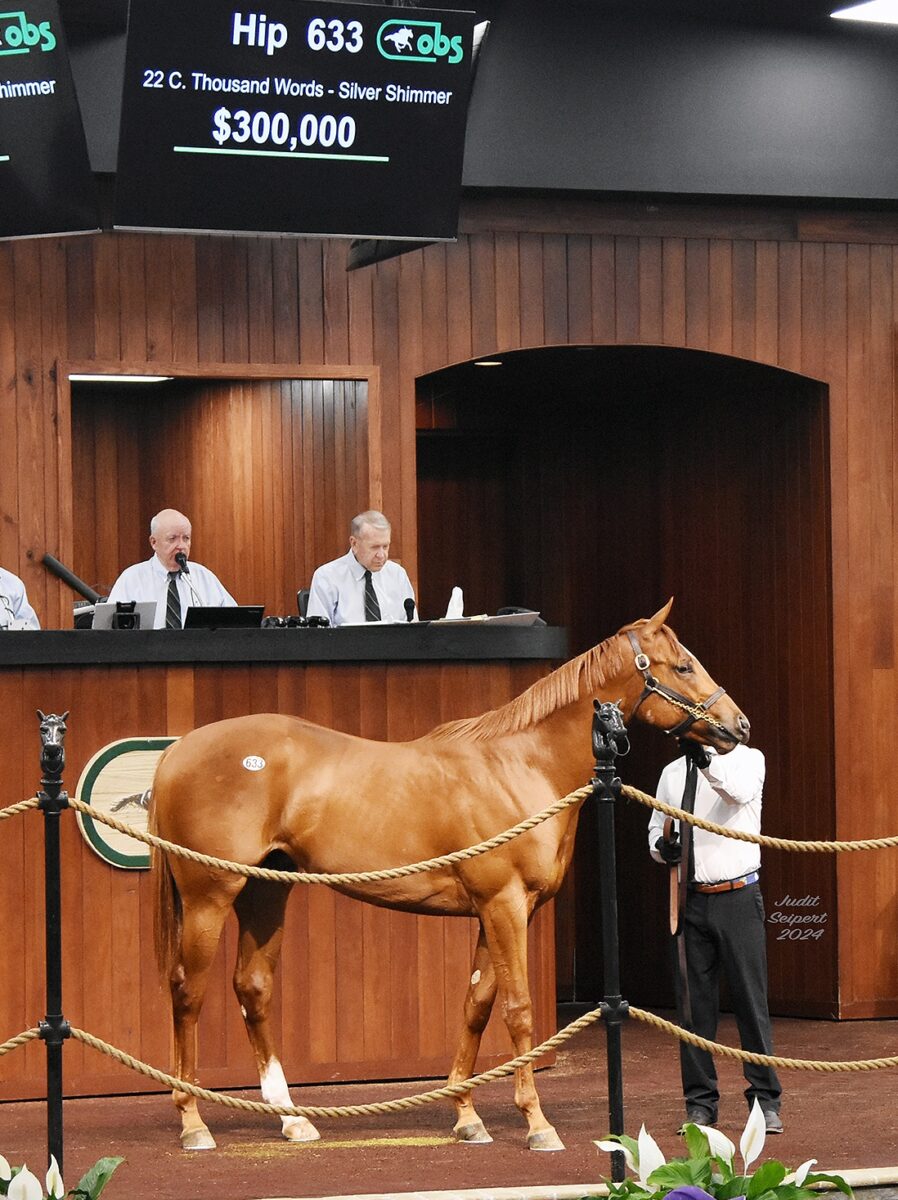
[626,629,737,742]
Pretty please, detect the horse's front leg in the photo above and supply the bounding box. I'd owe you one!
[480,890,565,1151]
[233,880,320,1143]
[449,925,497,1144]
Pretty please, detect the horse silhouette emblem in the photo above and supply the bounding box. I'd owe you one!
[150,600,749,1152]
[383,25,414,52]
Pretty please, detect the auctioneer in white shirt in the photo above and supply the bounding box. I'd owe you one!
[306,549,416,626]
[107,555,235,629]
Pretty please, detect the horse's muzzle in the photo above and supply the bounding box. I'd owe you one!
[712,711,750,750]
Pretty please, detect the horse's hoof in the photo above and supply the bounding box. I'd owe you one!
[282,1117,321,1143]
[453,1119,493,1145]
[180,1127,217,1151]
[528,1126,565,1152]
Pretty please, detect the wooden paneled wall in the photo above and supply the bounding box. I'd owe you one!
[2,195,898,1015]
[71,375,370,615]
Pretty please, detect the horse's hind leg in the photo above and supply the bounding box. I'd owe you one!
[233,878,320,1143]
[449,926,497,1145]
[171,889,237,1150]
[480,891,565,1151]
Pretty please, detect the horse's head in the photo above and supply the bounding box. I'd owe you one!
[617,600,750,751]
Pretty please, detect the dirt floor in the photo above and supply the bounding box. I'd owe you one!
[4,1009,898,1200]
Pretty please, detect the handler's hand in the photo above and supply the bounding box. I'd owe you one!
[678,738,711,770]
[655,833,682,865]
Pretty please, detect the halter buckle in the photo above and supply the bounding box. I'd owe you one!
[634,652,650,672]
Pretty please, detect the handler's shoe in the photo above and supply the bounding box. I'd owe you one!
[762,1108,784,1134]
[679,1105,716,1133]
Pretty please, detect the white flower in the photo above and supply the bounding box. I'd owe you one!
[788,1159,818,1186]
[637,1123,667,1187]
[9,1164,43,1200]
[697,1123,736,1166]
[0,1154,11,1181]
[594,1139,637,1173]
[739,1100,767,1172]
[46,1154,65,1199]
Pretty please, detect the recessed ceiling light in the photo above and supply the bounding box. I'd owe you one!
[68,374,175,383]
[473,360,503,367]
[831,1,898,23]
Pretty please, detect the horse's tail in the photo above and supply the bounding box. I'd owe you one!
[149,793,182,980]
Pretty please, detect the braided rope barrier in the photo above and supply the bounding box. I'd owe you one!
[4,1001,898,1128]
[621,784,898,852]
[0,1028,40,1055]
[66,1009,605,1118]
[67,789,593,884]
[3,773,898,1125]
[629,1007,898,1072]
[0,796,40,821]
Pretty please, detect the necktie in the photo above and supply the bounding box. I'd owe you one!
[363,569,381,622]
[165,571,182,629]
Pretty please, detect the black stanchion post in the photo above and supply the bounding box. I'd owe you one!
[36,710,72,1176]
[591,700,630,1182]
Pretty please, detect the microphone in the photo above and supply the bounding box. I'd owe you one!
[404,598,415,623]
[175,552,190,575]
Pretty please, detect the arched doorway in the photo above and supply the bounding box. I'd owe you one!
[416,344,836,1018]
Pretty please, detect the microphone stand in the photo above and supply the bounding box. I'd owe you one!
[175,555,203,607]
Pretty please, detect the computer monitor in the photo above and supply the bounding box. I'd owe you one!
[183,605,264,629]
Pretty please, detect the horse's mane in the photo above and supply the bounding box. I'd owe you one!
[425,622,679,743]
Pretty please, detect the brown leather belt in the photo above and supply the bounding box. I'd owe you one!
[691,870,759,894]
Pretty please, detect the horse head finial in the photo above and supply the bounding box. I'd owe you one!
[36,710,69,777]
[591,699,630,762]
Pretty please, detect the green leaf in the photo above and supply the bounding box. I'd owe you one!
[67,1156,125,1200]
[683,1125,710,1159]
[804,1174,853,1199]
[746,1161,787,1199]
[607,1183,654,1200]
[650,1160,713,1190]
[715,1176,751,1200]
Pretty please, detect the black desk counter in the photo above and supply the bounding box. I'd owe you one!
[0,623,568,667]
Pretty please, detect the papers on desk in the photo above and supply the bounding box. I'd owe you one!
[431,612,543,627]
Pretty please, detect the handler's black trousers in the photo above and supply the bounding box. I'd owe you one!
[674,882,782,1116]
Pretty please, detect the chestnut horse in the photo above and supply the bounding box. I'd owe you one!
[151,600,749,1152]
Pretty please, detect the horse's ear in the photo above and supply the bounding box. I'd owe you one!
[643,597,674,634]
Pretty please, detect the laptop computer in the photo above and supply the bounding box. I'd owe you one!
[91,601,157,630]
[183,605,265,629]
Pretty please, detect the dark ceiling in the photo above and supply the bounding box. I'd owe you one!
[56,0,863,41]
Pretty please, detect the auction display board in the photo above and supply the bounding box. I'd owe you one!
[0,0,98,238]
[114,0,475,240]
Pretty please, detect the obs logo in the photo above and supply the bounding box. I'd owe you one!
[377,19,464,65]
[0,9,56,54]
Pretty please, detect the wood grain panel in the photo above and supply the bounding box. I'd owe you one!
[5,194,898,1035]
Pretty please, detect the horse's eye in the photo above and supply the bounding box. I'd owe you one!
[675,662,693,675]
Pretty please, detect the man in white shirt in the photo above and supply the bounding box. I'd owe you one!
[0,565,40,629]
[306,510,417,626]
[107,508,235,629]
[648,741,782,1134]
